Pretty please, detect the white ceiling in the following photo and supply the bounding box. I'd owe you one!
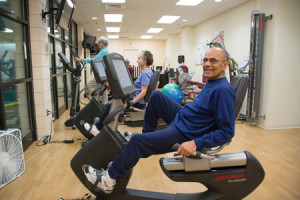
[72,0,248,40]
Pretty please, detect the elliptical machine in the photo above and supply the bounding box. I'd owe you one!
[58,50,84,129]
[71,53,265,200]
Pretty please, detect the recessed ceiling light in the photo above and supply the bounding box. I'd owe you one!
[157,16,180,24]
[92,17,97,20]
[104,14,123,22]
[102,0,125,3]
[106,27,120,32]
[182,19,188,22]
[97,29,101,31]
[147,28,163,33]
[141,35,153,39]
[176,0,204,6]
[108,35,119,39]
[215,0,222,2]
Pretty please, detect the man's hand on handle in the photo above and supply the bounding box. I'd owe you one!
[177,140,197,157]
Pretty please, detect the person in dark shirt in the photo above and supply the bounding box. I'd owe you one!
[82,47,236,194]
[125,59,134,77]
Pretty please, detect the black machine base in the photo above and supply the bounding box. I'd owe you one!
[74,97,105,140]
[71,124,264,200]
[64,117,75,127]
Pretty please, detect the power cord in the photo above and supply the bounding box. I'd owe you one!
[36,109,74,146]
[36,135,74,146]
[26,110,74,162]
[25,111,54,162]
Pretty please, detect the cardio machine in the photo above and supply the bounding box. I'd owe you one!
[70,53,265,200]
[59,51,108,136]
[58,50,84,129]
[74,59,108,140]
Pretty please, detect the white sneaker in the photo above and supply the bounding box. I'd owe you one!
[82,165,116,194]
[84,123,99,136]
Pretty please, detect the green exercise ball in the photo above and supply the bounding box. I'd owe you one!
[162,83,179,95]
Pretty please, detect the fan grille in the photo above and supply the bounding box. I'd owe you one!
[0,129,25,188]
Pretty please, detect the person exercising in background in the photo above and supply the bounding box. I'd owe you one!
[82,47,236,194]
[125,59,134,78]
[84,50,154,135]
[74,36,109,103]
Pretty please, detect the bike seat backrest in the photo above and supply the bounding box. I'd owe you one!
[144,70,161,103]
[230,74,249,120]
[200,74,249,154]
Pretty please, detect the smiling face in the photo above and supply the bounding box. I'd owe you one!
[202,48,229,81]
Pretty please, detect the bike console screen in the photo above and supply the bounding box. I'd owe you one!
[103,53,136,99]
[91,60,107,83]
[112,59,132,88]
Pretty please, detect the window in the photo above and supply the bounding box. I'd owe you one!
[0,0,36,149]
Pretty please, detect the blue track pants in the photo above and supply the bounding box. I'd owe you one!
[109,91,187,179]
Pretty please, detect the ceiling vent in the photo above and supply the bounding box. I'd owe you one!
[105,4,124,10]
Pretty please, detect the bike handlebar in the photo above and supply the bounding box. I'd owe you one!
[172,143,215,160]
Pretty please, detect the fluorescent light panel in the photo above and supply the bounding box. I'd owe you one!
[157,15,180,24]
[102,0,125,3]
[104,14,123,22]
[176,0,204,6]
[141,35,153,39]
[147,28,163,33]
[106,27,120,32]
[108,35,119,39]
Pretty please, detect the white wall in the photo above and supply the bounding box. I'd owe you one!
[165,34,181,69]
[108,39,166,68]
[258,0,300,128]
[165,0,300,129]
[30,0,53,139]
[192,0,256,83]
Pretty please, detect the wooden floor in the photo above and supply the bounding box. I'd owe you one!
[1,110,300,200]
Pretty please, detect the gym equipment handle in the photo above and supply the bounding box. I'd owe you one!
[172,143,215,160]
[72,50,84,65]
[72,49,79,58]
[58,52,76,73]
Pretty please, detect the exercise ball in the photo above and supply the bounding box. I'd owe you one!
[162,83,179,95]
[167,89,184,104]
